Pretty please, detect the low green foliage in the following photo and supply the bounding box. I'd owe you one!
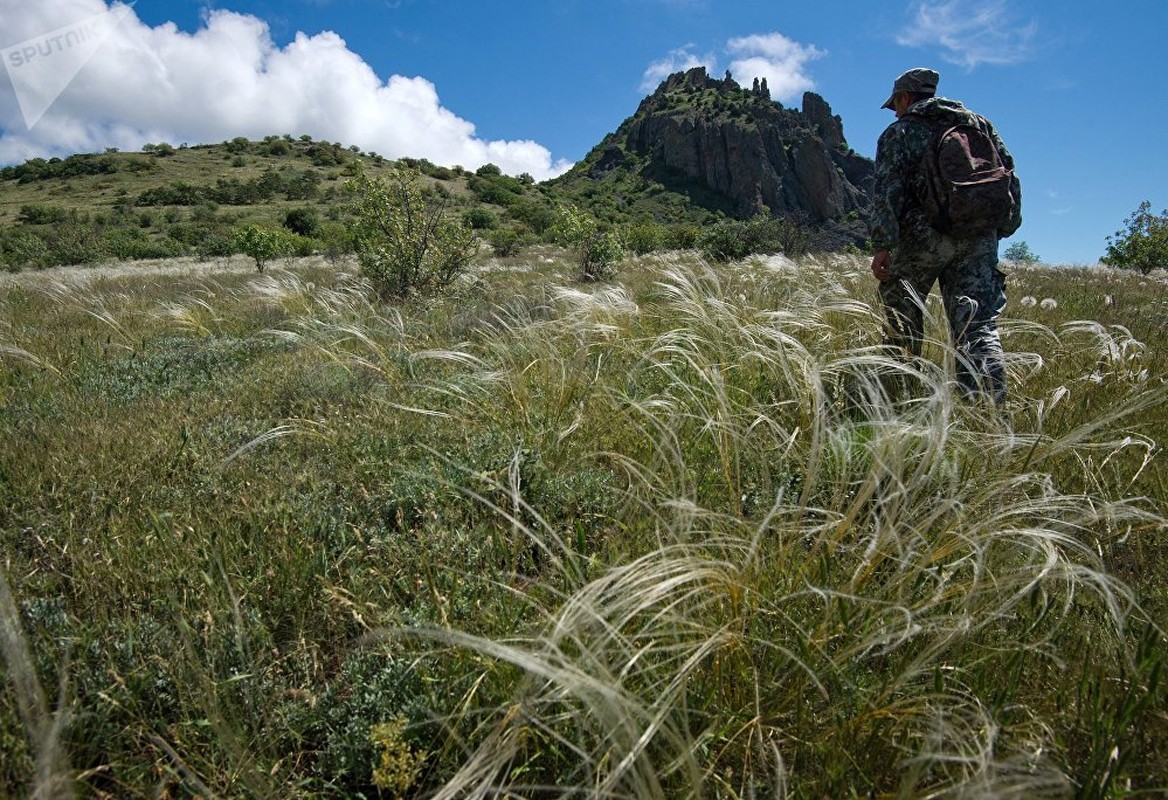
[699,214,813,261]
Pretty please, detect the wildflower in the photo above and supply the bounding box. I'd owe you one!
[370,718,426,798]
[1020,296,1037,307]
[1040,298,1058,310]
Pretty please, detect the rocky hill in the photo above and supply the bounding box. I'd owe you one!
[552,66,874,248]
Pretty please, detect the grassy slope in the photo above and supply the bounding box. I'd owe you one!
[0,140,447,228]
[1,250,1166,797]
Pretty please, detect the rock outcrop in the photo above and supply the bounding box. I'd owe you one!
[560,67,874,248]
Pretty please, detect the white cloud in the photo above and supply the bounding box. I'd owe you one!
[0,1,572,178]
[725,33,825,101]
[640,33,824,102]
[897,0,1037,69]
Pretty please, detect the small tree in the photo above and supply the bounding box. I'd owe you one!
[548,203,598,250]
[1003,240,1040,263]
[549,204,624,280]
[1102,201,1168,275]
[580,230,625,281]
[349,168,478,299]
[233,224,286,272]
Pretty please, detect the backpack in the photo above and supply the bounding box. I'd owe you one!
[917,121,1016,238]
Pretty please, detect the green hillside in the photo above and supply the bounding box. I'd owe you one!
[0,136,511,270]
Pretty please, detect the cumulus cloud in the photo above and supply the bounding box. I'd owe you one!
[725,33,825,100]
[0,0,572,178]
[897,0,1037,69]
[640,32,824,101]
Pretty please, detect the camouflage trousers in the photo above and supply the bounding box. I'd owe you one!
[878,230,1007,403]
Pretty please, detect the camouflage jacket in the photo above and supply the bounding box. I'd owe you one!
[870,97,1022,252]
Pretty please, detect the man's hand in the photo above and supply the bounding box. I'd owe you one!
[871,250,891,283]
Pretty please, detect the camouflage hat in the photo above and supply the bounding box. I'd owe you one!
[881,67,939,109]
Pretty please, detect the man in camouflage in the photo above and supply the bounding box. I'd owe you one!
[869,67,1021,403]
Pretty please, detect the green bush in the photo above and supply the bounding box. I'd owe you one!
[0,228,49,270]
[547,204,625,280]
[699,215,812,262]
[667,223,702,250]
[233,224,287,272]
[487,226,531,257]
[17,204,68,225]
[44,223,105,266]
[1102,201,1168,274]
[463,207,499,231]
[548,204,597,249]
[623,221,668,255]
[507,199,556,234]
[467,174,522,207]
[195,232,236,260]
[349,168,478,299]
[580,230,625,281]
[318,221,355,263]
[282,207,320,238]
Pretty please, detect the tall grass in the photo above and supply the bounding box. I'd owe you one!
[1,252,1164,797]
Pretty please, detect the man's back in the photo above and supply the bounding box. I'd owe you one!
[871,97,1021,249]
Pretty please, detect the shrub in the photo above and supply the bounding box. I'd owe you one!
[507,199,556,234]
[283,207,320,238]
[548,203,598,249]
[463,207,499,231]
[349,168,478,299]
[580,230,625,281]
[667,223,702,250]
[195,232,236,260]
[548,204,625,280]
[318,222,355,263]
[264,139,291,157]
[699,215,812,262]
[44,223,105,266]
[233,224,287,272]
[698,219,750,261]
[487,226,531,257]
[467,174,521,207]
[0,229,49,270]
[623,221,668,255]
[17,204,68,225]
[1102,201,1168,274]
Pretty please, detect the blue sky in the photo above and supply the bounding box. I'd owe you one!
[1,0,1165,265]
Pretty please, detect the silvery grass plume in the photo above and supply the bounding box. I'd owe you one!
[378,256,1162,798]
[250,269,487,420]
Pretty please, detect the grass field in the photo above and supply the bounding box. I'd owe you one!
[1,249,1166,798]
